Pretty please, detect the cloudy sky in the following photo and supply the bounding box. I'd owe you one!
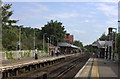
[4,2,118,45]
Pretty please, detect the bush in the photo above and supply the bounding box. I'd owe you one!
[112,50,116,61]
[5,51,16,60]
[21,52,31,58]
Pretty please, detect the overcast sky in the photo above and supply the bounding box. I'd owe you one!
[4,2,118,46]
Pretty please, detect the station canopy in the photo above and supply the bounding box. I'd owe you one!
[92,40,112,49]
[58,42,80,49]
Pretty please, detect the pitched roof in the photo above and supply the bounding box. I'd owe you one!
[92,40,112,48]
[58,42,80,49]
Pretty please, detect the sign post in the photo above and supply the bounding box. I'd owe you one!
[118,2,120,78]
[118,1,120,34]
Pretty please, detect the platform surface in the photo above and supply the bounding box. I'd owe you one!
[1,54,80,72]
[75,57,118,78]
[98,58,118,77]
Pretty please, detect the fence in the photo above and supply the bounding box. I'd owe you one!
[2,50,48,60]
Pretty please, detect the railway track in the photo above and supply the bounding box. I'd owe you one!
[48,53,90,79]
[5,53,90,79]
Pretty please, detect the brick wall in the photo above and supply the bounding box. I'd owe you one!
[64,34,73,44]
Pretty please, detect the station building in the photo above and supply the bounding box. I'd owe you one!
[92,40,112,59]
[58,42,81,54]
[64,33,73,44]
[92,27,118,60]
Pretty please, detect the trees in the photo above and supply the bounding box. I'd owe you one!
[117,34,120,60]
[41,20,66,45]
[2,4,18,28]
[99,33,108,41]
[2,3,41,50]
[2,3,19,50]
[2,3,66,50]
[84,45,97,53]
[73,40,83,48]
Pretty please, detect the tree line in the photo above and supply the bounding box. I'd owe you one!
[2,3,84,51]
[2,3,67,51]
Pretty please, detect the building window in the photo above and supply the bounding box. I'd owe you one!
[66,35,69,38]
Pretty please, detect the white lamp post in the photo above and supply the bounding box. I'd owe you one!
[118,21,120,34]
[34,30,36,50]
[47,37,49,56]
[18,26,21,60]
[50,35,55,46]
[32,30,35,58]
[43,33,47,56]
[57,38,60,46]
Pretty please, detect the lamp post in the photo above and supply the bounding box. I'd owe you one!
[110,28,117,60]
[52,36,55,46]
[112,28,117,50]
[50,35,52,47]
[50,35,55,47]
[34,30,36,50]
[118,21,120,34]
[18,26,22,60]
[118,3,120,77]
[47,37,49,56]
[57,38,60,46]
[104,40,107,64]
[105,40,107,59]
[114,28,117,54]
[16,42,19,59]
[43,33,47,56]
[113,28,117,60]
[50,35,55,56]
[118,21,120,61]
[33,30,36,58]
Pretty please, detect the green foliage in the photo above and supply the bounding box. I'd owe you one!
[45,47,48,53]
[21,52,31,58]
[5,51,15,60]
[84,45,97,53]
[2,26,18,50]
[2,3,19,50]
[2,3,66,51]
[2,3,18,27]
[99,33,108,41]
[24,52,30,57]
[73,40,83,48]
[112,50,115,61]
[41,20,66,46]
[117,34,120,60]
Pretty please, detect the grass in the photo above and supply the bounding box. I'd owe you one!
[5,51,16,60]
[21,52,31,58]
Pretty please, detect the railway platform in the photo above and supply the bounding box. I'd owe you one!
[2,54,71,66]
[1,53,79,78]
[2,54,78,66]
[75,57,118,79]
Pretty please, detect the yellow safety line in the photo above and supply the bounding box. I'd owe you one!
[96,58,99,79]
[91,58,99,79]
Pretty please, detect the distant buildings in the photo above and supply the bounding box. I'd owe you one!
[56,33,81,54]
[92,27,118,60]
[64,33,73,44]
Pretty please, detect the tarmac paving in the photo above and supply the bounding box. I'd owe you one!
[1,54,76,66]
[98,58,118,77]
[74,57,119,79]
